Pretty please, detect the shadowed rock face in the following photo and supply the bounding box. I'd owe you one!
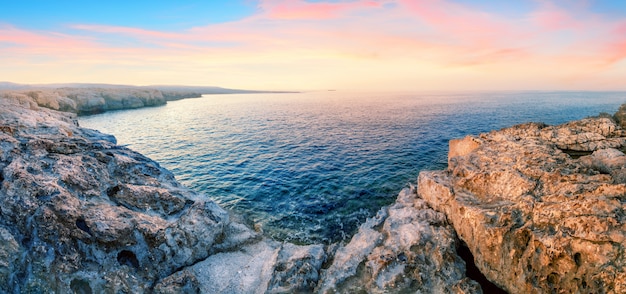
[419,117,626,293]
[0,95,228,292]
[0,95,483,293]
[0,96,326,292]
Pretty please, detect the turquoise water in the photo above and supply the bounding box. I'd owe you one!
[79,91,626,244]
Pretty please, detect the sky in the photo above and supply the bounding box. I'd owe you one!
[1,0,626,91]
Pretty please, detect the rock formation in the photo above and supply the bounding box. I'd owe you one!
[0,87,202,115]
[317,187,480,293]
[419,117,626,293]
[0,93,323,292]
[0,91,480,292]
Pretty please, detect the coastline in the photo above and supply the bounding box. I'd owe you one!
[1,92,624,293]
[0,84,296,116]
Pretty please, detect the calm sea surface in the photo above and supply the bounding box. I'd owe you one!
[79,91,626,244]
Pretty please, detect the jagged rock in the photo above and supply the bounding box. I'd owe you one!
[448,136,481,165]
[0,227,20,293]
[539,118,626,151]
[154,269,201,293]
[579,148,626,183]
[0,96,236,292]
[419,116,626,294]
[317,187,482,293]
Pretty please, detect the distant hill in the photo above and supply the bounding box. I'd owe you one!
[0,82,295,94]
[0,82,33,90]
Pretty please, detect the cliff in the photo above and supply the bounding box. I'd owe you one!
[419,117,626,293]
[0,88,201,115]
[2,91,624,293]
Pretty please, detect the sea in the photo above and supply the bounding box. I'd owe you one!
[79,91,626,244]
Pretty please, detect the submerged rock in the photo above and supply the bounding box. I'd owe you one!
[419,116,626,293]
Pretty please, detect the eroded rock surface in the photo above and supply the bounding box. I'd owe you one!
[317,187,481,293]
[419,117,626,293]
[0,96,325,292]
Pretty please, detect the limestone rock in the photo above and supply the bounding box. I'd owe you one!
[449,136,481,166]
[539,118,626,151]
[0,96,238,292]
[419,116,626,293]
[317,187,482,293]
[579,148,626,183]
[0,227,20,293]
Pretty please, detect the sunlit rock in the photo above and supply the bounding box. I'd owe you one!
[419,115,626,293]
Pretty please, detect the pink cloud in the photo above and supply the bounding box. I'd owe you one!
[70,24,181,40]
[615,21,626,35]
[257,0,384,20]
[0,25,93,50]
[529,1,587,31]
[395,0,518,41]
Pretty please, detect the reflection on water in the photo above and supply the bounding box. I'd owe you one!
[79,91,626,244]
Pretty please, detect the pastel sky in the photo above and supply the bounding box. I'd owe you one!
[2,0,626,91]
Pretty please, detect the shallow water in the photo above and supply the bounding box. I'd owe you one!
[79,91,626,244]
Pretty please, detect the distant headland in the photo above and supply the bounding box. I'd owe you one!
[0,82,296,115]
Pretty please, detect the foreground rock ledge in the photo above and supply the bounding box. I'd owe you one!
[0,95,479,292]
[420,117,626,293]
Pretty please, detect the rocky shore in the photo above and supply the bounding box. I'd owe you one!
[420,117,626,293]
[1,93,624,293]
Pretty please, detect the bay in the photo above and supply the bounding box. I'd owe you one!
[79,91,626,244]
